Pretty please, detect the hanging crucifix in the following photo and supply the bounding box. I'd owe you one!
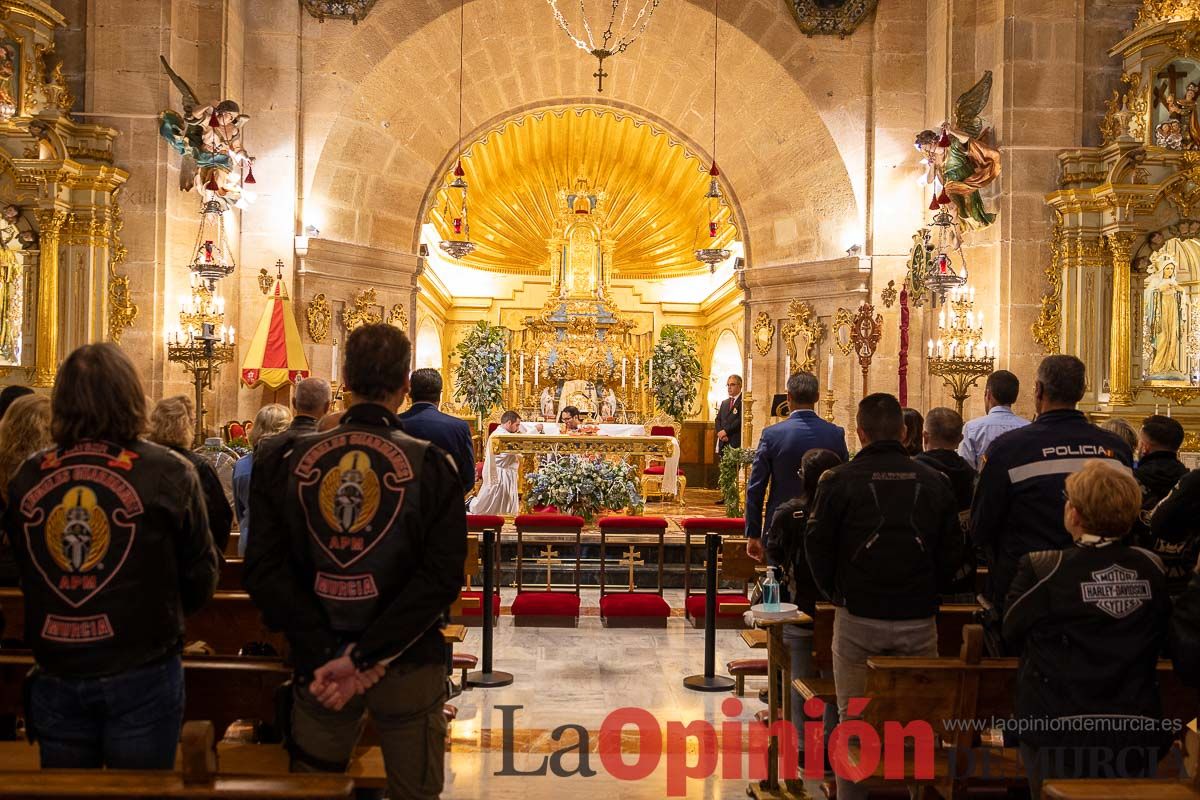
[592,49,611,93]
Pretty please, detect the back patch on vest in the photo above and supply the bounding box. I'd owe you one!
[1080,564,1152,619]
[295,432,414,569]
[19,444,144,618]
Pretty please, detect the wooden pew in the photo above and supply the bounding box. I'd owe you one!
[0,721,354,798]
[216,558,243,592]
[812,601,981,672]
[0,588,285,658]
[794,625,1197,798]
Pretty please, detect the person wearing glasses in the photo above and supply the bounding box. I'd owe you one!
[1004,459,1171,797]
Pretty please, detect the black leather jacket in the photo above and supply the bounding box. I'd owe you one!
[175,447,234,556]
[804,440,965,620]
[243,404,466,678]
[1148,466,1200,597]
[1004,542,1172,750]
[3,439,217,677]
[970,409,1133,613]
[1170,571,1200,686]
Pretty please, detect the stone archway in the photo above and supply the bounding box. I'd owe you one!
[302,0,863,268]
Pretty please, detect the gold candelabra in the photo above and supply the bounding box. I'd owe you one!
[926,287,994,417]
[165,281,236,446]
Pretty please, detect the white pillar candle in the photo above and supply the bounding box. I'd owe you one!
[519,353,525,385]
[621,357,627,387]
[635,355,640,389]
[505,353,510,385]
[785,353,791,377]
[746,356,753,393]
[534,354,539,387]
[827,351,834,386]
[648,358,654,387]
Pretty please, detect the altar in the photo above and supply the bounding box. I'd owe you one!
[492,425,680,508]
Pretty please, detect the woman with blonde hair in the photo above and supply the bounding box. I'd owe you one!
[149,395,233,556]
[0,393,50,586]
[1004,459,1171,795]
[231,403,292,556]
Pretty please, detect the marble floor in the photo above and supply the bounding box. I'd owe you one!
[442,587,816,799]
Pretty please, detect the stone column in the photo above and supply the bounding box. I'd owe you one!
[31,209,67,387]
[1106,231,1136,406]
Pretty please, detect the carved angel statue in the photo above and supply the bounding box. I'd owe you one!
[157,56,254,208]
[914,71,1002,229]
[1160,81,1200,150]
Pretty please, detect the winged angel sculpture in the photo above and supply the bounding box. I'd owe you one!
[915,72,1001,229]
[157,56,255,208]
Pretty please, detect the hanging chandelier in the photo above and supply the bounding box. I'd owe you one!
[922,203,968,303]
[695,0,730,271]
[439,0,476,261]
[190,199,237,287]
[547,0,661,93]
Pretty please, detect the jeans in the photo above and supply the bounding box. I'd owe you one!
[782,623,836,777]
[832,608,937,800]
[29,654,184,769]
[290,661,448,800]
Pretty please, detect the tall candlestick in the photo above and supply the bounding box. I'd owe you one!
[648,358,653,388]
[621,357,627,387]
[331,340,339,382]
[826,351,834,388]
[785,353,791,377]
[746,356,753,393]
[505,353,511,386]
[519,353,525,385]
[534,354,539,388]
[635,355,640,389]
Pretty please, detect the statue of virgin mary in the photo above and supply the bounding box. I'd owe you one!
[1146,251,1189,379]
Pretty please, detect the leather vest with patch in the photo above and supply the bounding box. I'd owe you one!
[289,424,429,634]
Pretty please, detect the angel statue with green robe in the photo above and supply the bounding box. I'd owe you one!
[915,71,1002,229]
[157,56,254,209]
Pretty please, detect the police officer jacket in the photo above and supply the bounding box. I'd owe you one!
[970,409,1133,612]
[243,403,467,679]
[804,440,966,620]
[1003,542,1171,751]
[1148,467,1200,597]
[3,439,217,677]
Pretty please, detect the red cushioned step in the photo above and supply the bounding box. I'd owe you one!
[681,517,746,533]
[511,591,581,617]
[600,593,670,618]
[458,590,501,617]
[452,653,478,669]
[685,592,750,618]
[514,513,585,528]
[649,426,676,437]
[726,658,768,676]
[466,514,505,532]
[597,515,668,530]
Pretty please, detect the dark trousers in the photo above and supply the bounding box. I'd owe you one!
[290,661,448,800]
[29,654,184,769]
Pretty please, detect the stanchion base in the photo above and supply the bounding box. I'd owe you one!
[683,674,735,692]
[466,670,514,688]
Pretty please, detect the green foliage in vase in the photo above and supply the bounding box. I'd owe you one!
[718,446,755,518]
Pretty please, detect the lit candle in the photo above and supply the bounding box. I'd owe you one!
[939,310,945,329]
[519,353,525,385]
[229,326,235,345]
[927,339,933,358]
[827,351,834,387]
[621,357,627,387]
[635,355,640,389]
[978,311,984,330]
[785,353,791,377]
[505,352,511,386]
[332,340,338,381]
[746,356,753,393]
[648,358,654,387]
[535,354,540,387]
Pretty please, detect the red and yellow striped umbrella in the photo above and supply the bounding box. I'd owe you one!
[240,276,310,389]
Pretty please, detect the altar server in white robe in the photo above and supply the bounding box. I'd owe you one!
[469,410,523,515]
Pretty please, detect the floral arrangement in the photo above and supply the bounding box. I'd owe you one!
[650,325,702,422]
[526,454,644,522]
[452,320,506,421]
[718,446,756,518]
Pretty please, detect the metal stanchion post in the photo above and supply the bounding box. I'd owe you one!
[466,528,513,688]
[683,532,735,692]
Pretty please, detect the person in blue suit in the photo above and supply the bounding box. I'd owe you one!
[746,370,848,562]
[397,368,476,493]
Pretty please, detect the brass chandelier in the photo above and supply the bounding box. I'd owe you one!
[439,0,476,261]
[547,0,661,93]
[695,0,730,270]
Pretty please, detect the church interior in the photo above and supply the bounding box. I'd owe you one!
[4,0,1200,797]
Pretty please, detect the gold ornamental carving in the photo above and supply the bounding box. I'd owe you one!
[1107,231,1138,406]
[1032,216,1065,354]
[781,299,825,375]
[342,287,381,333]
[387,303,408,330]
[832,308,855,356]
[880,280,898,308]
[106,199,135,343]
[752,311,773,357]
[1136,0,1200,29]
[835,301,884,394]
[1100,73,1146,145]
[257,268,272,295]
[306,293,331,343]
[31,208,66,388]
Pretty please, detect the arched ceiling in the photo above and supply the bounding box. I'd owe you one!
[428,106,736,278]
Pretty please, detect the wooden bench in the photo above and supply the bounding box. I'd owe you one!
[812,601,981,672]
[794,625,1197,798]
[0,720,354,798]
[0,588,286,658]
[1042,780,1200,799]
[216,558,243,592]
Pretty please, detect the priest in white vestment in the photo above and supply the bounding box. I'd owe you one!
[468,410,523,515]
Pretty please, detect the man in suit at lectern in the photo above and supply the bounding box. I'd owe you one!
[745,371,848,561]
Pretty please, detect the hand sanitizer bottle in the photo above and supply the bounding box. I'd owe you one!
[762,567,781,612]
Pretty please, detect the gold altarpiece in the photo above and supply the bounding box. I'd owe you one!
[0,2,130,388]
[497,179,661,423]
[1039,1,1200,440]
